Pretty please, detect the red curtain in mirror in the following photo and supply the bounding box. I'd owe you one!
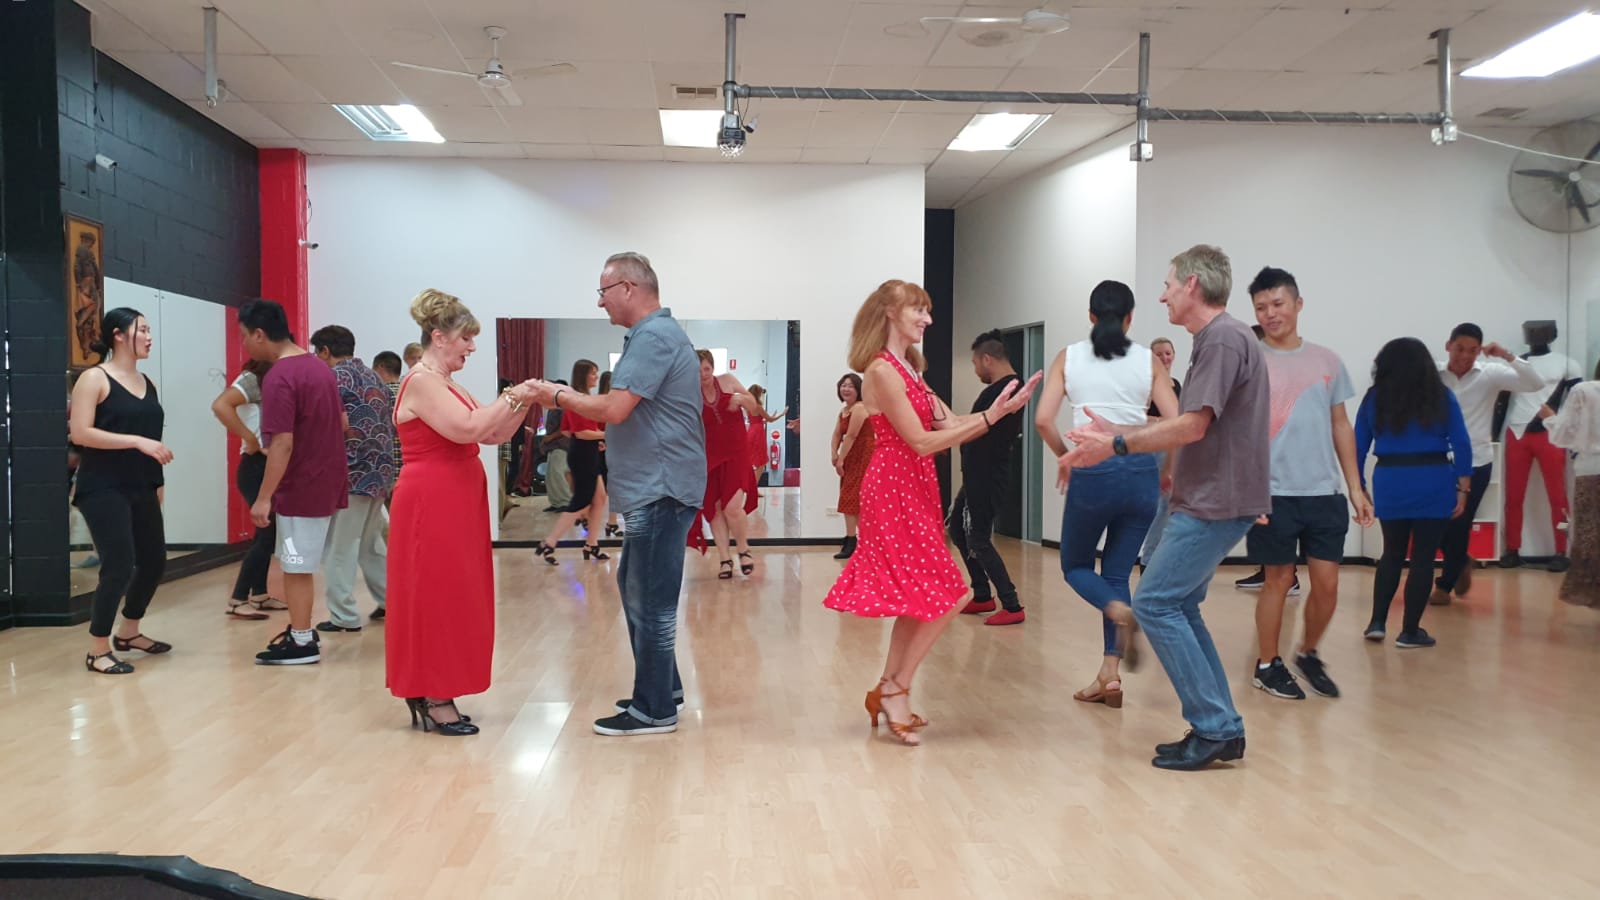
[496,318,545,492]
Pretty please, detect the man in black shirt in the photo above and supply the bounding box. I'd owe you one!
[948,330,1026,624]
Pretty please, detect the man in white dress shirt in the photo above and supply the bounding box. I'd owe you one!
[1434,323,1543,603]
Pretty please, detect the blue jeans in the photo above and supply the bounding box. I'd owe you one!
[617,498,699,725]
[1140,451,1172,564]
[1134,512,1255,741]
[1060,454,1158,655]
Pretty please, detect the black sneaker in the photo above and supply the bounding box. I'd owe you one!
[613,696,686,713]
[1235,568,1267,590]
[315,620,361,633]
[1251,657,1305,699]
[1294,651,1340,698]
[1395,628,1437,649]
[1286,574,1301,597]
[592,712,677,736]
[1500,551,1523,569]
[255,630,320,666]
[369,607,386,622]
[1363,623,1386,642]
[1547,555,1571,573]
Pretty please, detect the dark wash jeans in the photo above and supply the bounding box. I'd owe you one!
[617,497,700,724]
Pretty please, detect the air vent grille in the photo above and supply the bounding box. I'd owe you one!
[673,85,721,99]
[1480,107,1529,119]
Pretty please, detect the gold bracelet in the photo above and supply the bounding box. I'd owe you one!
[502,390,523,413]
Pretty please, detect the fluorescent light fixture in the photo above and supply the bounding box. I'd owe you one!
[332,104,444,143]
[948,112,1050,151]
[659,109,724,148]
[1462,12,1600,79]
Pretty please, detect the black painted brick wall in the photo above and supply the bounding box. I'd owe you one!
[1,0,260,625]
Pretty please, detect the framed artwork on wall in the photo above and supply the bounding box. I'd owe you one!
[66,214,105,370]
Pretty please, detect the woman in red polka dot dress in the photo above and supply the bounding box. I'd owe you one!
[825,280,1040,745]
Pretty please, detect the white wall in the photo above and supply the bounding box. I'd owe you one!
[540,315,788,409]
[953,129,1140,542]
[104,278,228,545]
[1136,124,1586,557]
[306,158,923,537]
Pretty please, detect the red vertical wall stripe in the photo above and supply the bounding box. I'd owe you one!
[226,148,310,543]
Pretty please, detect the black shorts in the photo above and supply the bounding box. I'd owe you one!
[1246,494,1350,565]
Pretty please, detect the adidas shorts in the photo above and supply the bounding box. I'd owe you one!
[277,515,332,574]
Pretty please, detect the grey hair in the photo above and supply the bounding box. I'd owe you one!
[1171,244,1232,307]
[605,252,659,294]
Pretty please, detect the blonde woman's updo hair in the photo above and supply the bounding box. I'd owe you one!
[410,288,480,345]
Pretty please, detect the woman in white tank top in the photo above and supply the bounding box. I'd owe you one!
[1034,280,1179,709]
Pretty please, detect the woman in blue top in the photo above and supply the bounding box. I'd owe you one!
[1355,337,1472,649]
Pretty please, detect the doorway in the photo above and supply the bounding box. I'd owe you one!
[994,323,1045,544]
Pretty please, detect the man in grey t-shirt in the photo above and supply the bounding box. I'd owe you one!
[1063,244,1270,771]
[527,252,706,737]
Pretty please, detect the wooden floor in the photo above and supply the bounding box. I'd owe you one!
[3,540,1599,899]
[498,486,803,543]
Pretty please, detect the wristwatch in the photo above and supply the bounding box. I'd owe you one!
[1112,434,1129,456]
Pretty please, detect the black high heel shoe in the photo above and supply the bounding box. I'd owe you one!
[406,697,470,725]
[738,551,755,576]
[584,544,610,561]
[534,543,558,566]
[405,698,479,735]
[605,524,621,538]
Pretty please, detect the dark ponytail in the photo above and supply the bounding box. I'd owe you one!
[1088,280,1134,360]
[93,307,144,358]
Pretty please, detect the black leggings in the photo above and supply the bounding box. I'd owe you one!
[231,452,277,601]
[1372,517,1449,634]
[76,488,166,638]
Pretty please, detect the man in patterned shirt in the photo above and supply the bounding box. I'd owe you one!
[373,351,404,481]
[311,326,395,631]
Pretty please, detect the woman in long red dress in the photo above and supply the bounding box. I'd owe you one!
[388,289,533,736]
[824,280,1039,745]
[695,349,770,578]
[830,373,872,560]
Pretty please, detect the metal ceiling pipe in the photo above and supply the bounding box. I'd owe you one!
[1132,32,1152,161]
[1145,109,1444,125]
[734,86,1141,106]
[203,6,219,108]
[723,12,743,118]
[1434,27,1458,143]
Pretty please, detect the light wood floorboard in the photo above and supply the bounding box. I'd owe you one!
[2,541,1598,899]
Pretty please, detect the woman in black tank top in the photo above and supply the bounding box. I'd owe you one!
[67,307,175,675]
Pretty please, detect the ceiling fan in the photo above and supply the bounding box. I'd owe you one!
[390,26,574,108]
[886,3,1070,48]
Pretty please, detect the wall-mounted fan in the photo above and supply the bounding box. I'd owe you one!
[390,26,574,108]
[886,3,1070,48]
[1510,119,1600,234]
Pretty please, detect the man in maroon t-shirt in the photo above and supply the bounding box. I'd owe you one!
[239,299,348,665]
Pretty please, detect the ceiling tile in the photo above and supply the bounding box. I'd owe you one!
[926,149,1006,179]
[95,0,267,54]
[1011,113,1127,150]
[924,176,977,208]
[876,112,970,149]
[594,145,666,161]
[82,0,167,53]
[254,103,367,141]
[1201,9,1374,73]
[581,108,665,145]
[836,4,959,67]
[181,54,328,103]
[386,65,496,107]
[806,109,893,146]
[331,0,460,71]
[563,62,660,109]
[741,108,816,148]
[521,143,596,159]
[498,106,590,143]
[1289,8,1480,74]
[431,0,650,64]
[731,146,805,164]
[983,148,1068,179]
[664,147,726,163]
[800,147,872,163]
[869,146,941,164]
[211,0,351,55]
[276,56,406,106]
[447,142,528,158]
[425,106,516,143]
[184,100,293,141]
[105,51,207,102]
[738,1,853,68]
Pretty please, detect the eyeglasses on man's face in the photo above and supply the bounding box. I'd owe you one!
[596,280,634,298]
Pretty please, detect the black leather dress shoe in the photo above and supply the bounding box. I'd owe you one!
[1155,731,1195,759]
[1152,735,1245,771]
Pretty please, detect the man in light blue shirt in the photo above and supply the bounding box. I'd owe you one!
[527,252,706,737]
